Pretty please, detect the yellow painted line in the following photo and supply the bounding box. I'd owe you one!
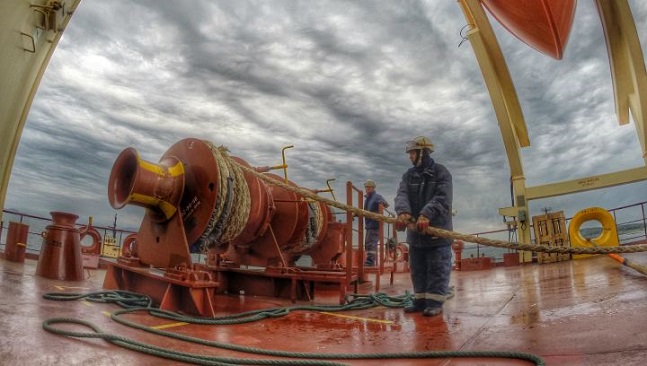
[152,322,189,330]
[54,285,90,290]
[99,310,186,329]
[82,301,94,307]
[319,311,393,324]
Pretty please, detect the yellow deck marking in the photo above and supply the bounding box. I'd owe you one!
[81,301,93,307]
[54,285,90,290]
[99,310,187,329]
[152,322,189,330]
[319,311,393,324]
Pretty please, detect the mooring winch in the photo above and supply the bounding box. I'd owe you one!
[103,138,350,316]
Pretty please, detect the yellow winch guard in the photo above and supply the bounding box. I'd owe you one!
[568,207,619,259]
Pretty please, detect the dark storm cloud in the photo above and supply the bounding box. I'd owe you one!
[5,0,647,233]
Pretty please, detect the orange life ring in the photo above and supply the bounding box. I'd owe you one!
[568,207,618,259]
[79,226,102,255]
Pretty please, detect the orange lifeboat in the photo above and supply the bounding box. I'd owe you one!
[481,0,577,59]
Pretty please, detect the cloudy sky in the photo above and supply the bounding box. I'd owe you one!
[5,0,647,234]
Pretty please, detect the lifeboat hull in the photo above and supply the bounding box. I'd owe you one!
[481,0,577,59]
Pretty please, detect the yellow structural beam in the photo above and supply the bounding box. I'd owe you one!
[0,0,82,222]
[526,166,647,200]
[458,0,532,261]
[596,0,647,164]
[458,0,647,261]
[458,0,530,151]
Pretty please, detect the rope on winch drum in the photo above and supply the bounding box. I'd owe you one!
[223,152,647,256]
[197,142,251,252]
[42,290,546,366]
[218,144,251,242]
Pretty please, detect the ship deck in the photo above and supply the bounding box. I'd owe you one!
[2,253,647,366]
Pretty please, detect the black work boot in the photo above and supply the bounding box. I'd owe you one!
[423,299,443,317]
[404,298,426,313]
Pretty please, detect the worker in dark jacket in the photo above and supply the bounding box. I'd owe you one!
[394,136,453,317]
[363,180,389,266]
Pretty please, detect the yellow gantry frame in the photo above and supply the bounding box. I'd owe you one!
[0,0,82,223]
[458,0,647,261]
[0,0,646,242]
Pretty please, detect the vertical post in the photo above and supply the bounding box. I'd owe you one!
[345,181,354,282]
[357,185,365,279]
[642,203,647,241]
[378,203,384,272]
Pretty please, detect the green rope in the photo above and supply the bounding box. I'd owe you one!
[42,290,545,366]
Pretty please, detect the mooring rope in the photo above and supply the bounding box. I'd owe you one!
[218,145,251,242]
[312,201,324,242]
[291,201,324,254]
[198,142,251,251]
[228,156,647,256]
[42,290,545,366]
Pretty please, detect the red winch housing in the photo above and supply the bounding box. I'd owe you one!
[102,138,351,316]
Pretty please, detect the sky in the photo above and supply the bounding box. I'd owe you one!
[5,0,647,234]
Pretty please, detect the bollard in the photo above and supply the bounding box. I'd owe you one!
[35,211,84,281]
[5,222,29,263]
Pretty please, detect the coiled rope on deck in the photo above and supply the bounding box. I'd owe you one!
[227,155,647,256]
[42,290,545,366]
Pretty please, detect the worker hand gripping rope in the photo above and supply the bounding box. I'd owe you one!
[395,213,430,234]
[395,213,412,231]
[415,216,430,233]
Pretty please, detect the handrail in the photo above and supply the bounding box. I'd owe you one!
[2,201,645,261]
[458,201,647,261]
[0,209,136,256]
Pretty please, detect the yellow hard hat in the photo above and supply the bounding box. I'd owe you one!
[364,180,376,188]
[406,136,434,153]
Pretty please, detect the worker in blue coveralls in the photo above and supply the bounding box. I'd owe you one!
[394,136,453,317]
[363,179,389,266]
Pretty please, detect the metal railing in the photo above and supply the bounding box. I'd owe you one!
[464,201,647,262]
[0,209,136,257]
[2,201,646,263]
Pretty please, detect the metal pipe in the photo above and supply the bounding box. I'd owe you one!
[280,145,294,182]
[345,181,354,282]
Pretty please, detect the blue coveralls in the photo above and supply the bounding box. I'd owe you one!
[394,155,453,310]
[364,191,388,266]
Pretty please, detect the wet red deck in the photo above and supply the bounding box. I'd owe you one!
[2,254,647,365]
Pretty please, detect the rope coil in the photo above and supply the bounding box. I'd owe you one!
[198,142,251,252]
[42,290,545,366]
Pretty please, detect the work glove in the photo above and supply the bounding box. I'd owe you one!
[416,215,430,234]
[395,213,411,232]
